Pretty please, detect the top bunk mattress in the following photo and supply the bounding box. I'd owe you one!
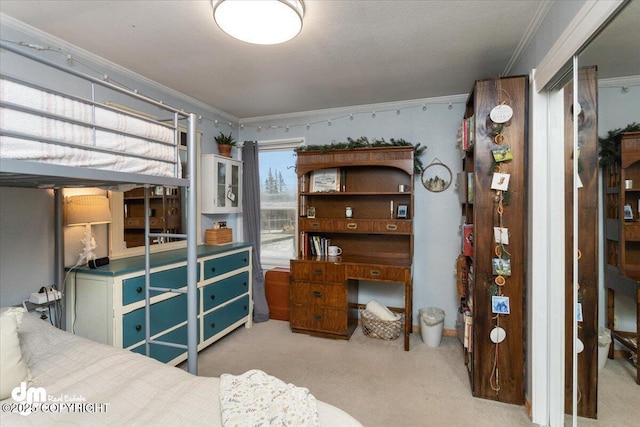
[0,77,182,182]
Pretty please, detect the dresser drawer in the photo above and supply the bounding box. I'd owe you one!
[291,282,347,308]
[372,220,412,234]
[202,295,250,341]
[290,306,348,334]
[202,271,249,312]
[346,264,408,282]
[130,324,191,364]
[203,251,250,280]
[123,264,200,305]
[122,294,187,347]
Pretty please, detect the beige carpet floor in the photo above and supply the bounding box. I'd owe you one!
[190,320,639,427]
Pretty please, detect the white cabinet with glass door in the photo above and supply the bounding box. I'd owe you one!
[201,154,243,213]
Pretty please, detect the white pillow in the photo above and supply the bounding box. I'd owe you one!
[365,300,400,321]
[0,307,30,400]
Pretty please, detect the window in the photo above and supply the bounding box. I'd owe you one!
[258,139,302,269]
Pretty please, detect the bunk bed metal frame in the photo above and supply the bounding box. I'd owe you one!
[0,41,200,374]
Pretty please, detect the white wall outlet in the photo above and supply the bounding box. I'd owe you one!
[29,290,62,305]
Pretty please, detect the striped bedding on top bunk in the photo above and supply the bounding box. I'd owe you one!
[0,78,180,178]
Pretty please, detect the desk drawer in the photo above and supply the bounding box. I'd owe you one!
[333,219,372,233]
[372,220,412,234]
[203,295,250,341]
[203,251,250,280]
[123,264,199,305]
[202,271,249,312]
[290,306,347,334]
[291,282,347,308]
[346,264,408,282]
[290,260,345,283]
[625,223,640,241]
[291,261,325,282]
[122,294,187,347]
[124,217,162,228]
[299,219,333,231]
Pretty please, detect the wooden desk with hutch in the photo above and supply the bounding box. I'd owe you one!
[290,146,414,350]
[604,131,640,385]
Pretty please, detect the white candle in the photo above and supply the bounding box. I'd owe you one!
[390,200,394,218]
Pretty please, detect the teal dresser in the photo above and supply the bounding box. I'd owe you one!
[66,243,252,365]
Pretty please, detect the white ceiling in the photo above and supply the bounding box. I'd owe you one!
[0,1,634,120]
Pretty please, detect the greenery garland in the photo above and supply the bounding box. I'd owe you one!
[294,137,427,173]
[599,122,639,167]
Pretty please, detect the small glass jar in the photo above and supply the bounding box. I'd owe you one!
[345,207,353,218]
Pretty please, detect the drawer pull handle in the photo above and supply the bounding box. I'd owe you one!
[312,291,323,298]
[135,325,142,331]
[210,294,216,300]
[370,270,381,277]
[386,224,397,231]
[244,305,247,310]
[313,315,322,322]
[312,269,322,275]
[210,266,216,273]
[311,222,320,228]
[243,282,247,287]
[136,286,142,293]
[210,322,216,329]
[347,223,357,229]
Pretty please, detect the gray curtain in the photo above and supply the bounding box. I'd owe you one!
[242,141,269,322]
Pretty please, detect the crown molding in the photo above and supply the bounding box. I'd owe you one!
[598,74,640,88]
[0,13,238,123]
[503,0,554,76]
[240,93,468,125]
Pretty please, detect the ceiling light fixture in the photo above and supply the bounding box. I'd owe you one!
[213,0,304,45]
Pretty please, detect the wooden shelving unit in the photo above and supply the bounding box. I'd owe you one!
[457,75,528,404]
[290,146,414,350]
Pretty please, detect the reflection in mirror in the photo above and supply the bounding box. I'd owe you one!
[579,0,640,392]
[576,0,640,412]
[110,128,201,257]
[122,186,183,248]
[122,128,188,249]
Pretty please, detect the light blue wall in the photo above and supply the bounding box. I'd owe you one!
[0,188,55,306]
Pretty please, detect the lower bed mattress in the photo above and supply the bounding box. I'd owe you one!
[0,311,362,426]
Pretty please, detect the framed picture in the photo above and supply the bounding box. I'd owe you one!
[311,168,340,192]
[307,207,316,218]
[492,295,510,315]
[492,258,511,276]
[624,204,633,220]
[397,204,408,219]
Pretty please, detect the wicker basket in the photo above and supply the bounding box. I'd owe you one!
[360,309,403,340]
[205,228,232,245]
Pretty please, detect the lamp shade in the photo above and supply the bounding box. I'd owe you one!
[213,0,304,45]
[65,195,112,226]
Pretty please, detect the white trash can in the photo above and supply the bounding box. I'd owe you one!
[598,327,612,371]
[420,307,445,347]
